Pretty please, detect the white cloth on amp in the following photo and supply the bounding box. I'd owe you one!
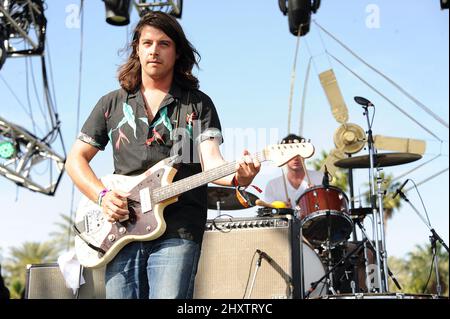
[57,250,85,294]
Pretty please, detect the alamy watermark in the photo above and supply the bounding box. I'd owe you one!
[365,4,381,29]
[65,4,81,29]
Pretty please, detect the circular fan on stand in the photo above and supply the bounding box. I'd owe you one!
[334,123,366,154]
[321,123,366,178]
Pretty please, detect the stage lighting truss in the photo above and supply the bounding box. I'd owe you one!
[134,0,183,18]
[0,0,46,58]
[0,116,65,195]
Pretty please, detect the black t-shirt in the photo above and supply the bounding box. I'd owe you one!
[78,84,222,244]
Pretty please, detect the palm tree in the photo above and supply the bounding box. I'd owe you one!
[2,241,58,299]
[363,172,403,227]
[308,150,349,191]
[388,242,449,296]
[48,213,76,254]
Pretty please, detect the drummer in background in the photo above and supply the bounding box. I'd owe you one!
[264,134,323,208]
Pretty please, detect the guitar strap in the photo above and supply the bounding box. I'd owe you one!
[72,224,106,255]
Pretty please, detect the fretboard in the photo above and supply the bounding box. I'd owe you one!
[152,152,266,203]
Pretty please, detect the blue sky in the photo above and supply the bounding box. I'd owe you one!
[0,0,448,264]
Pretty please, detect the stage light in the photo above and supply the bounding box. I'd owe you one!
[279,0,321,37]
[104,0,132,26]
[0,35,6,70]
[0,141,16,159]
[135,0,183,19]
[0,42,6,70]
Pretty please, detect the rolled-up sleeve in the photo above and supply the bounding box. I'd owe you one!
[195,93,223,145]
[78,95,109,150]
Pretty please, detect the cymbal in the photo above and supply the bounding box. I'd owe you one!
[334,152,422,169]
[207,186,258,210]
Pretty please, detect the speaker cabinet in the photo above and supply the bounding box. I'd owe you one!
[25,263,105,299]
[194,216,305,299]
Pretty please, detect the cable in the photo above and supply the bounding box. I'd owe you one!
[242,251,259,299]
[408,179,432,226]
[405,167,449,192]
[392,154,442,183]
[25,57,37,135]
[422,249,436,294]
[287,27,303,133]
[0,74,33,119]
[29,57,50,134]
[45,40,58,115]
[298,57,312,136]
[68,0,85,251]
[313,20,449,129]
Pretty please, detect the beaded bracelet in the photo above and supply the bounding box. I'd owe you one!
[97,188,110,207]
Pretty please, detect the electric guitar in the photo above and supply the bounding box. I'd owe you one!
[73,142,314,268]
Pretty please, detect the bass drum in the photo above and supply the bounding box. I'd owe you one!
[302,240,328,298]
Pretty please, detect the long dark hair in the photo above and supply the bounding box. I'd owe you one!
[118,11,200,92]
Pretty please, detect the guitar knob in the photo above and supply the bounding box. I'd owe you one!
[119,227,126,234]
[146,226,152,232]
[108,234,116,242]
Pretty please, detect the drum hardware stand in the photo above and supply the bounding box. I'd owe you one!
[248,248,296,299]
[298,217,305,299]
[375,167,390,292]
[322,167,336,292]
[354,219,403,292]
[346,154,359,242]
[358,98,388,293]
[396,188,449,296]
[305,238,368,298]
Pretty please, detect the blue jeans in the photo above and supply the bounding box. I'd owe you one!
[105,238,200,299]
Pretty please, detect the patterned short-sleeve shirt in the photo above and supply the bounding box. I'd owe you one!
[78,83,222,243]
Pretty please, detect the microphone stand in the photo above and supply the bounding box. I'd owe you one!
[347,154,361,292]
[305,239,368,298]
[355,219,402,292]
[322,167,335,293]
[362,105,387,292]
[397,189,449,296]
[246,253,263,299]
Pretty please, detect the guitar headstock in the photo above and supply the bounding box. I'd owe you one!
[263,142,315,167]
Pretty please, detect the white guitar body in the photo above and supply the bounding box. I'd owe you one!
[73,142,315,269]
[74,159,177,268]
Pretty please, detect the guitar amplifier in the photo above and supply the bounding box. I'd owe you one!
[25,263,105,299]
[193,215,303,299]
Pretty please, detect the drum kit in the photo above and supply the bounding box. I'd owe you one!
[205,97,448,299]
[205,151,433,299]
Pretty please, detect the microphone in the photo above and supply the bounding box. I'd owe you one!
[354,96,374,107]
[393,179,409,199]
[256,249,273,263]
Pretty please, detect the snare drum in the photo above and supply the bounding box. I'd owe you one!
[297,185,353,246]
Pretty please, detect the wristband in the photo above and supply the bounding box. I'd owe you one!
[97,188,110,207]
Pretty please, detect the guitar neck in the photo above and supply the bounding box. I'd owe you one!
[152,152,267,203]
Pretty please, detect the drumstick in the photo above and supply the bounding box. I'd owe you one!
[256,199,288,209]
[281,168,290,203]
[255,199,275,208]
[300,157,313,186]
